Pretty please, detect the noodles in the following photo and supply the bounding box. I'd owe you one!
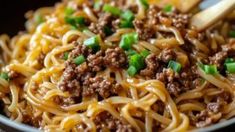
[1,0,235,131]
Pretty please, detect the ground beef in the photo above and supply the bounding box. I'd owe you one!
[104,47,127,69]
[89,13,115,38]
[140,54,160,78]
[156,66,200,97]
[133,19,155,40]
[170,13,190,29]
[207,102,221,113]
[157,11,190,29]
[166,82,181,97]
[209,51,228,70]
[159,49,176,63]
[59,61,83,101]
[194,110,222,128]
[87,51,104,72]
[147,5,161,25]
[195,110,212,128]
[179,67,200,91]
[83,76,121,98]
[70,44,92,58]
[94,112,133,132]
[146,5,190,30]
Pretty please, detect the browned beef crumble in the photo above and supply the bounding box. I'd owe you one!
[209,51,228,69]
[189,91,232,127]
[133,19,155,41]
[82,76,121,98]
[59,44,124,103]
[89,13,117,38]
[104,47,127,69]
[56,2,234,129]
[87,51,104,72]
[159,49,176,63]
[155,66,200,97]
[194,110,212,127]
[140,54,160,78]
[194,110,222,128]
[70,44,92,58]
[207,103,222,113]
[139,49,200,97]
[133,5,190,40]
[94,112,133,132]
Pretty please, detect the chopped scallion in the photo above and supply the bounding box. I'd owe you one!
[103,4,122,16]
[120,20,134,28]
[63,52,69,60]
[34,14,44,24]
[225,58,235,63]
[140,50,150,58]
[168,60,181,73]
[65,16,85,28]
[139,0,149,9]
[126,49,137,56]
[65,7,75,16]
[0,72,9,81]
[127,66,137,76]
[229,31,235,38]
[119,32,138,50]
[163,4,173,12]
[129,54,145,71]
[226,63,235,73]
[94,0,102,10]
[121,10,134,22]
[74,55,86,65]
[103,26,113,36]
[204,65,218,75]
[84,36,100,52]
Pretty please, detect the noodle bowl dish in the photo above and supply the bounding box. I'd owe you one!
[1,0,235,131]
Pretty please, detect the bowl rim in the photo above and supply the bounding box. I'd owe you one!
[0,114,235,132]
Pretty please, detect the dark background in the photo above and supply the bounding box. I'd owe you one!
[0,0,58,36]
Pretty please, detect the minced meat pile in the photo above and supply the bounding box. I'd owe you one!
[56,1,234,131]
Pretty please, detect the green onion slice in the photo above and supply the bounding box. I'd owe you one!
[63,52,69,60]
[163,4,173,12]
[139,0,149,9]
[34,14,44,24]
[0,72,9,81]
[84,36,100,52]
[120,20,134,28]
[127,66,138,76]
[204,65,218,75]
[226,63,235,73]
[168,60,181,73]
[121,10,134,21]
[225,58,235,63]
[65,16,85,28]
[119,32,138,50]
[129,54,145,71]
[65,7,75,16]
[103,4,122,16]
[126,49,137,56]
[74,55,86,65]
[229,31,235,38]
[140,50,150,58]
